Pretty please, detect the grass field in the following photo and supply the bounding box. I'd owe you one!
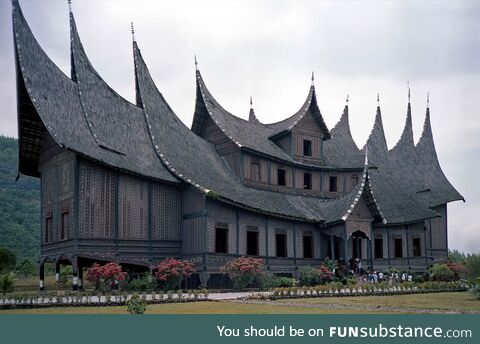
[0,292,478,314]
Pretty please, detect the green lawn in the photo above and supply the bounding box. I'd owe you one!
[0,292,478,314]
[276,292,480,312]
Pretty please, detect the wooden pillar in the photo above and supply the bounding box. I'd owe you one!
[405,224,410,268]
[330,235,335,261]
[72,257,78,291]
[265,217,269,268]
[78,265,84,290]
[55,261,61,284]
[236,211,240,255]
[39,262,45,291]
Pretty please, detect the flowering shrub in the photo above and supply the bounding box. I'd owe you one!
[153,258,195,291]
[86,262,127,291]
[221,257,264,290]
[318,264,334,284]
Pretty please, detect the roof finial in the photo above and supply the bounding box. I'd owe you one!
[427,92,430,108]
[130,22,135,41]
[407,81,411,103]
[194,55,198,70]
[250,96,253,108]
[346,94,349,104]
[68,0,72,13]
[311,71,314,86]
[377,93,380,106]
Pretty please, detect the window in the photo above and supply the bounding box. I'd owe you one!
[351,176,359,189]
[61,211,69,240]
[413,237,421,257]
[303,139,312,157]
[329,176,338,192]
[394,238,403,258]
[303,234,313,258]
[45,215,52,243]
[303,173,312,190]
[277,168,286,186]
[215,226,228,254]
[251,162,261,181]
[246,229,259,256]
[374,238,383,258]
[275,232,287,257]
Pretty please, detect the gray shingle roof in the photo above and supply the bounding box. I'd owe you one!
[363,103,463,224]
[12,1,178,183]
[322,105,365,168]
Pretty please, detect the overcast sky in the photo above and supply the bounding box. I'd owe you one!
[0,0,478,253]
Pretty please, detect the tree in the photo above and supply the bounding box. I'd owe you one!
[0,247,16,273]
[15,259,36,277]
[430,264,454,282]
[86,262,127,291]
[465,254,480,280]
[221,257,264,290]
[153,258,195,291]
[0,272,16,295]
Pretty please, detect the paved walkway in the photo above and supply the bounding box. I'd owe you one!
[207,292,271,300]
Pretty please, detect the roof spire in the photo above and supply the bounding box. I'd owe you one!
[407,81,411,103]
[130,22,135,42]
[194,55,198,70]
[346,94,349,104]
[427,92,430,108]
[377,93,380,106]
[250,96,253,108]
[68,0,72,13]
[311,71,314,86]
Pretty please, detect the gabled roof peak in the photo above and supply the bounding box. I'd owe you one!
[248,96,260,123]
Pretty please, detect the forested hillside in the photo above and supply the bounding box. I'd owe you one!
[0,135,39,263]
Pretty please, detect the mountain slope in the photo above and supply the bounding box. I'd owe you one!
[0,135,40,262]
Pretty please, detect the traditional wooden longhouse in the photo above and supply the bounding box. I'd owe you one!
[11,0,464,289]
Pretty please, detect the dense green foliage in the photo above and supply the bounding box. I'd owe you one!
[0,136,40,264]
[0,272,16,295]
[126,293,146,314]
[448,249,480,280]
[0,247,16,273]
[429,264,454,282]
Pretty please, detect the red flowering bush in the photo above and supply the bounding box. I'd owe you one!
[221,257,264,290]
[153,258,195,291]
[318,264,334,284]
[86,262,127,291]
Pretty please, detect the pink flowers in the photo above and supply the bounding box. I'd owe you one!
[221,257,264,290]
[153,258,195,290]
[86,262,127,290]
[318,264,333,283]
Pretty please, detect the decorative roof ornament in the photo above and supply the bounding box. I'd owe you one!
[377,93,380,106]
[130,22,135,42]
[68,0,72,13]
[346,94,349,104]
[250,96,253,108]
[407,81,411,103]
[194,55,198,71]
[311,71,314,86]
[427,92,430,108]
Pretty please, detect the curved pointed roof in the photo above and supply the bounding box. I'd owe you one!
[363,105,388,164]
[192,70,332,165]
[266,85,331,140]
[132,35,382,222]
[323,104,364,168]
[12,0,177,182]
[414,106,464,205]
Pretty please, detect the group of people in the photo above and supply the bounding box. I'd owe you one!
[347,258,413,285]
[358,270,413,285]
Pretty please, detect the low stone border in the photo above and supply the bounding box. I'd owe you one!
[0,292,210,310]
[248,285,469,300]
